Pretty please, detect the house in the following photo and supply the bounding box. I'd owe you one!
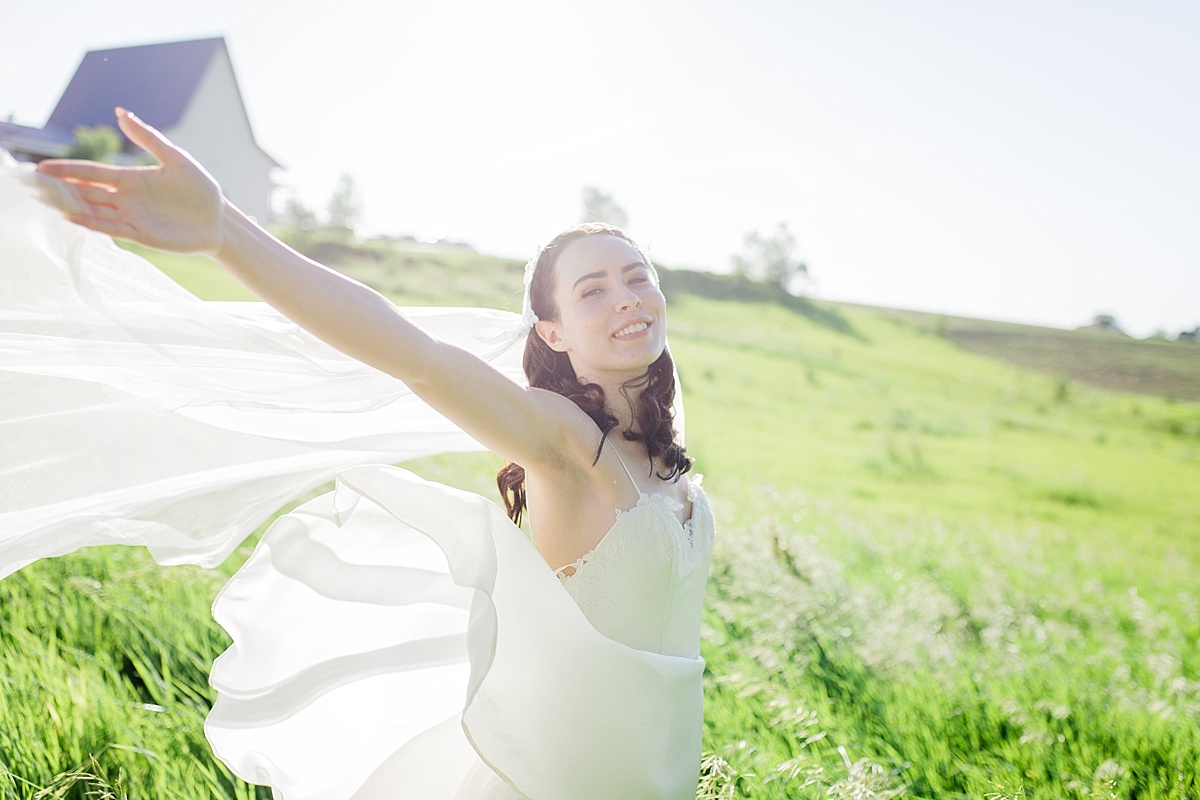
[0,37,278,222]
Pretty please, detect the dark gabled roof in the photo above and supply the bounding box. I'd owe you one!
[45,37,224,134]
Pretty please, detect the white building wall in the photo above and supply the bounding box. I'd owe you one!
[168,48,276,223]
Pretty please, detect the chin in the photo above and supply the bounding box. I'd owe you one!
[630,344,667,373]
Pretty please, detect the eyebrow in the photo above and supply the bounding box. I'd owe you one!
[571,262,647,289]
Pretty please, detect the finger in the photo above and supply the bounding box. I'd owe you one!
[115,107,179,165]
[26,170,89,216]
[73,183,120,211]
[64,212,138,240]
[36,159,125,188]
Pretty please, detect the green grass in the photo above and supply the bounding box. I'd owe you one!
[3,234,1198,798]
[671,293,1198,796]
[118,243,258,301]
[866,304,1200,403]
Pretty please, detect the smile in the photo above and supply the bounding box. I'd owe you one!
[613,321,650,339]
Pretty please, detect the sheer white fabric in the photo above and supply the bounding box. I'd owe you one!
[1,154,523,577]
[0,152,711,798]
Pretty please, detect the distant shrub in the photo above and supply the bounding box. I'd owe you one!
[67,124,121,162]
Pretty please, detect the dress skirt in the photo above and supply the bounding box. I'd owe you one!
[207,465,705,799]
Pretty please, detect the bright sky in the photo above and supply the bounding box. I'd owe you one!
[4,0,1197,336]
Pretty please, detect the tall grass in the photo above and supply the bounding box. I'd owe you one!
[698,489,1198,797]
[0,550,266,799]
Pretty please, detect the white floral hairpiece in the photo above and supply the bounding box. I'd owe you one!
[520,246,543,331]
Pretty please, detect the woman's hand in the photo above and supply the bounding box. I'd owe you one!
[34,108,226,255]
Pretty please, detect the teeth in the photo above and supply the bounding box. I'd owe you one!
[614,322,649,338]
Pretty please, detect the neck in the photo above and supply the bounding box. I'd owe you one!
[582,370,645,434]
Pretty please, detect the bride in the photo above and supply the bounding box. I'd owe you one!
[9,108,715,799]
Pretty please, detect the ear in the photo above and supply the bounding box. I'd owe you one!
[534,319,568,353]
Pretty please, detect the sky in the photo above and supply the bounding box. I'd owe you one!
[3,0,1197,337]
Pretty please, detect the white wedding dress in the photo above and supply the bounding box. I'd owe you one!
[208,453,713,800]
[0,154,714,799]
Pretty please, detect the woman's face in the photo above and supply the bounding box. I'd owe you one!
[535,233,667,384]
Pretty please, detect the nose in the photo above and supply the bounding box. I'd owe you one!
[616,285,642,312]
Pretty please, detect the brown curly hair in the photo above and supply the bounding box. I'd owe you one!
[496,223,692,526]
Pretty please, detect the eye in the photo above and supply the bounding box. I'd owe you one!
[581,286,603,298]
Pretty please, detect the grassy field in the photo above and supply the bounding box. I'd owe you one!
[855,305,1200,404]
[2,238,1198,798]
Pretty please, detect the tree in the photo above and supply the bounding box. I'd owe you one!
[279,192,319,232]
[581,186,628,229]
[66,124,121,162]
[1089,314,1125,335]
[326,173,362,233]
[731,222,809,294]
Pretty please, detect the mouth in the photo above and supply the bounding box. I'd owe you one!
[612,320,651,339]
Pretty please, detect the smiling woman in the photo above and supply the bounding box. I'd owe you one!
[497,226,693,551]
[2,109,714,799]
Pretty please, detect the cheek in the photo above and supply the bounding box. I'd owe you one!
[562,308,605,344]
[577,304,609,329]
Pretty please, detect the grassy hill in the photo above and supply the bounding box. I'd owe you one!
[2,237,1198,798]
[857,304,1200,403]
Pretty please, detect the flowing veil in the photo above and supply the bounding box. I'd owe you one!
[0,152,527,577]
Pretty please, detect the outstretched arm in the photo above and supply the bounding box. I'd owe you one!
[34,109,586,470]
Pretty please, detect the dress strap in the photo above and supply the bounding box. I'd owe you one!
[607,441,642,496]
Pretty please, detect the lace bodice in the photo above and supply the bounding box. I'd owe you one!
[553,475,714,658]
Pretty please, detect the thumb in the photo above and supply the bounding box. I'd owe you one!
[114,107,179,164]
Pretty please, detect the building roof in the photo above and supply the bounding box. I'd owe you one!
[45,37,226,135]
[0,121,72,159]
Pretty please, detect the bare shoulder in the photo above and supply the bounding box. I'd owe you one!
[519,387,614,472]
